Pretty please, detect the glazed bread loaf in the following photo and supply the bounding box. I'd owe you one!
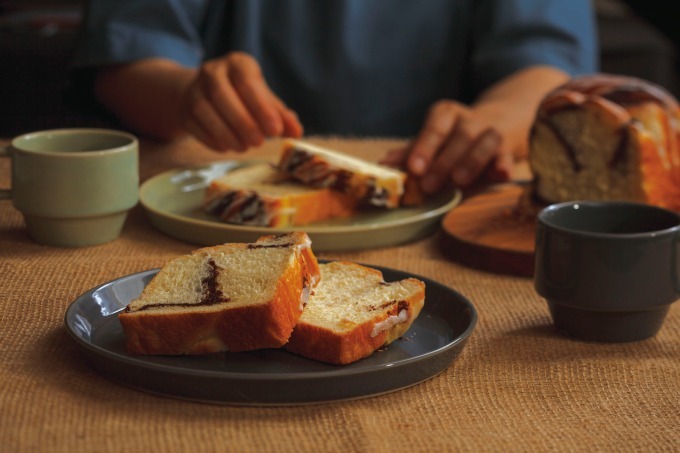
[203,163,358,227]
[277,139,407,208]
[119,232,320,355]
[285,261,425,365]
[527,74,680,212]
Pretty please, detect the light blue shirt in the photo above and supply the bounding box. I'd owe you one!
[74,0,598,137]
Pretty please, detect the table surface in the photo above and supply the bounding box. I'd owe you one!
[1,136,678,452]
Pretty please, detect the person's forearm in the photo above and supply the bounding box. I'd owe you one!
[94,58,196,141]
[472,65,570,159]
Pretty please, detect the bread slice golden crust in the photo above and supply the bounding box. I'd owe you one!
[119,232,320,355]
[203,163,358,227]
[285,261,425,365]
[525,74,680,214]
[277,139,406,208]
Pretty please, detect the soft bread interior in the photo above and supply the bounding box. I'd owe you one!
[126,233,312,314]
[206,163,326,197]
[527,74,680,213]
[303,261,424,340]
[203,162,360,227]
[278,139,406,208]
[284,261,425,364]
[283,140,405,180]
[531,103,647,203]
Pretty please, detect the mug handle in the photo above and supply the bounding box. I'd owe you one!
[0,145,10,200]
[673,230,680,296]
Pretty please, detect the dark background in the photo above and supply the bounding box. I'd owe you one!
[1,0,678,138]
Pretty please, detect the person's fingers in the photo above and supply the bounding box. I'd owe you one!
[448,129,502,186]
[280,108,304,138]
[187,52,303,151]
[406,101,460,177]
[271,95,304,138]
[487,147,513,182]
[229,54,289,137]
[185,114,245,152]
[421,113,503,192]
[183,84,245,151]
[441,114,500,186]
[198,59,264,148]
[419,112,483,192]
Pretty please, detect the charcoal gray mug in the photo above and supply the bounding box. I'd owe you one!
[534,200,680,342]
[0,128,139,247]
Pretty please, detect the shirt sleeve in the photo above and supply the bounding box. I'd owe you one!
[72,0,210,68]
[470,0,599,93]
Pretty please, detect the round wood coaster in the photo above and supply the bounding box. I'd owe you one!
[441,183,537,278]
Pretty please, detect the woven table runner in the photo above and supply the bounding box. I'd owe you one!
[1,137,678,452]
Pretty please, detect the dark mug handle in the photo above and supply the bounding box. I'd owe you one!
[673,230,680,295]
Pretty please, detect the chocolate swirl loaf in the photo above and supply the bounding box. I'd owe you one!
[278,140,406,209]
[526,73,680,212]
[285,261,425,365]
[119,232,320,355]
[203,163,358,227]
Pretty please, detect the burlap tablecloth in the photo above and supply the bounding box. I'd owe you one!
[1,137,678,452]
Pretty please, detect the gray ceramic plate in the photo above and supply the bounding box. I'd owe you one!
[139,161,462,251]
[64,262,477,406]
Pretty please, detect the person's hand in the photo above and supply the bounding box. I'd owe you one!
[180,52,303,152]
[381,100,514,194]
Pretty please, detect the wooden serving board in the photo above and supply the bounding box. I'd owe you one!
[441,183,537,277]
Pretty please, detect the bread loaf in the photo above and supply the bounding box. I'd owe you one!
[285,261,425,365]
[119,232,320,355]
[203,163,358,227]
[277,139,407,208]
[526,74,680,212]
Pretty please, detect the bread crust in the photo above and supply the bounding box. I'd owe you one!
[278,140,406,208]
[203,164,358,227]
[285,262,425,365]
[119,232,320,355]
[524,73,680,214]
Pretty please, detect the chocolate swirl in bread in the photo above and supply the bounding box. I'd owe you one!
[278,140,406,208]
[119,232,320,355]
[524,73,680,214]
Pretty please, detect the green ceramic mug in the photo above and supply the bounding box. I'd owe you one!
[0,128,139,247]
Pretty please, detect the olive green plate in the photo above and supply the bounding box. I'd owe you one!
[139,161,462,251]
